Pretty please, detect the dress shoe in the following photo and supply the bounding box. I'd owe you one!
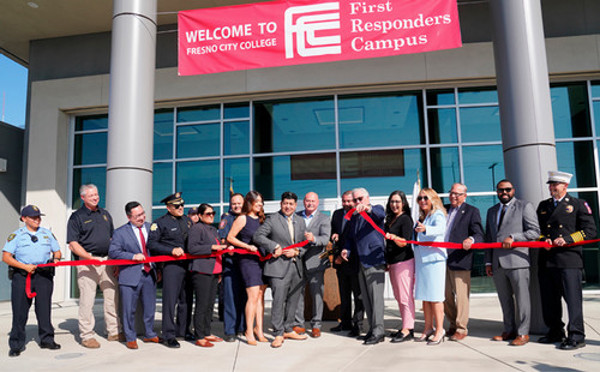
[196,339,214,347]
[447,328,457,337]
[450,332,467,341]
[271,336,284,348]
[142,336,160,343]
[363,334,385,345]
[81,338,101,349]
[509,335,529,346]
[284,331,308,340]
[348,327,360,337]
[165,338,181,348]
[292,326,306,335]
[126,341,138,349]
[391,329,414,343]
[357,332,372,341]
[427,330,446,346]
[538,334,565,344]
[8,348,24,357]
[205,335,223,342]
[311,328,321,338]
[559,339,585,350]
[107,332,125,342]
[40,341,61,350]
[492,332,517,341]
[224,334,237,343]
[184,333,196,342]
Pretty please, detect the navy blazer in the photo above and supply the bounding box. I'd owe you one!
[444,203,484,271]
[344,205,386,268]
[108,222,154,287]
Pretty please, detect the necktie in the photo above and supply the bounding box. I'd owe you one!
[287,216,295,243]
[498,204,507,230]
[138,227,151,273]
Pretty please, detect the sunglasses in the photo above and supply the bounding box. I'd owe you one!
[203,212,216,216]
[353,196,364,203]
[497,187,513,193]
[417,196,429,201]
[172,204,184,209]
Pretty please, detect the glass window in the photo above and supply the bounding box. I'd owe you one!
[253,97,335,153]
[593,101,600,135]
[75,114,108,131]
[72,167,107,209]
[459,106,501,143]
[457,87,498,104]
[153,162,173,206]
[591,81,600,98]
[177,105,220,123]
[253,154,337,200]
[224,103,250,119]
[224,121,250,155]
[338,92,424,148]
[154,109,174,160]
[176,160,220,205]
[556,141,596,188]
[73,132,108,165]
[224,158,250,201]
[462,145,505,192]
[176,123,220,158]
[340,149,426,196]
[430,147,460,192]
[551,84,592,138]
[428,108,457,144]
[426,89,455,106]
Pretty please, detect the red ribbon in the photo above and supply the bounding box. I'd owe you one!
[25,240,309,299]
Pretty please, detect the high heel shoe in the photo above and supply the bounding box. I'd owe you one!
[416,329,434,342]
[427,330,446,346]
[245,332,257,346]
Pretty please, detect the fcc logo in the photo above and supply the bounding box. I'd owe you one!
[284,2,342,59]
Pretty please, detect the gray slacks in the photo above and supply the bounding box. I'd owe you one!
[358,264,386,337]
[493,266,531,336]
[269,265,304,336]
[294,269,325,329]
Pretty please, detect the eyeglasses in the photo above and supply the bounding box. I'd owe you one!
[449,192,465,197]
[203,212,216,216]
[497,187,513,194]
[417,196,429,201]
[353,196,364,203]
[172,204,184,209]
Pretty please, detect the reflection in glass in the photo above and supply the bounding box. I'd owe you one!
[551,84,592,138]
[556,141,596,188]
[338,92,423,148]
[224,158,250,201]
[591,82,600,98]
[253,97,335,153]
[459,106,501,143]
[428,108,457,144]
[75,114,108,131]
[224,121,250,155]
[177,123,220,158]
[426,89,455,106]
[430,147,460,192]
[177,105,220,123]
[153,162,172,206]
[253,155,337,200]
[224,103,250,119]
[176,160,220,205]
[593,101,600,135]
[457,87,498,104]
[74,132,108,165]
[462,145,504,192]
[72,167,107,209]
[154,109,174,160]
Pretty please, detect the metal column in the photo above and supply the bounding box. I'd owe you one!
[106,0,157,225]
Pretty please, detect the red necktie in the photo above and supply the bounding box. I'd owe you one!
[138,227,151,273]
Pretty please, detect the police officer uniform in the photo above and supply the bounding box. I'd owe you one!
[537,171,597,350]
[147,192,192,348]
[3,205,61,357]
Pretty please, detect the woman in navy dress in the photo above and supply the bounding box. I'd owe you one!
[226,191,267,345]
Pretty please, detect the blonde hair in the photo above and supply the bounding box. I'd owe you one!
[419,188,447,221]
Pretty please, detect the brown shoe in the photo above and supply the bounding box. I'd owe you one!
[447,328,457,337]
[107,333,125,342]
[311,328,321,338]
[292,326,306,335]
[492,332,517,341]
[509,335,529,346]
[205,335,223,342]
[142,337,160,343]
[284,331,308,340]
[126,341,138,349]
[81,338,101,349]
[271,336,284,348]
[450,332,467,341]
[195,339,214,348]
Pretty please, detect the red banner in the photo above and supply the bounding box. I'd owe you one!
[178,0,462,75]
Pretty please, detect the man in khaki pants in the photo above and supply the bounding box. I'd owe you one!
[67,184,121,348]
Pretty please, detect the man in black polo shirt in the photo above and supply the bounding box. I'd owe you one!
[67,184,119,348]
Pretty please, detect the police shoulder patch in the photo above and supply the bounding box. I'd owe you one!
[219,219,228,229]
[7,233,16,242]
[150,223,158,231]
[584,202,593,214]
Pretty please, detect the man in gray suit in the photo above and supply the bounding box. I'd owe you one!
[254,191,308,348]
[485,179,540,346]
[294,192,331,338]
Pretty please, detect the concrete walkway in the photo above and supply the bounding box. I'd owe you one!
[1,295,599,371]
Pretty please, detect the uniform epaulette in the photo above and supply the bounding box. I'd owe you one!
[538,234,546,241]
[569,231,585,243]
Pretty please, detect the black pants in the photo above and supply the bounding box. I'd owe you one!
[10,271,55,350]
[161,262,187,340]
[176,270,194,337]
[539,267,585,341]
[192,272,219,339]
[336,266,364,329]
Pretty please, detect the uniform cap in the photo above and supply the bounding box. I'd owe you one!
[187,207,198,215]
[160,192,184,205]
[547,170,572,184]
[21,205,45,217]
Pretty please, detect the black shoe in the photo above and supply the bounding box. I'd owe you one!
[559,339,585,350]
[8,348,23,357]
[538,334,565,344]
[391,329,414,343]
[331,323,351,332]
[363,335,385,345]
[165,338,181,348]
[224,334,237,343]
[40,341,61,350]
[348,327,360,337]
[184,333,195,342]
[356,332,372,341]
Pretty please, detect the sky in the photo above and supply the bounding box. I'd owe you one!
[0,54,28,128]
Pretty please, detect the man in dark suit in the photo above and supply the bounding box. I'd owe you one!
[443,183,484,341]
[485,180,540,346]
[341,187,386,345]
[253,191,308,348]
[537,171,597,350]
[109,201,159,350]
[331,190,363,337]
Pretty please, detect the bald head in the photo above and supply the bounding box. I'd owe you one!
[304,192,319,216]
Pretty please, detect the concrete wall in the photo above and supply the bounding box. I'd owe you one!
[0,122,24,301]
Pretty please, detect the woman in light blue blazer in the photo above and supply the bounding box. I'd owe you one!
[414,188,447,345]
